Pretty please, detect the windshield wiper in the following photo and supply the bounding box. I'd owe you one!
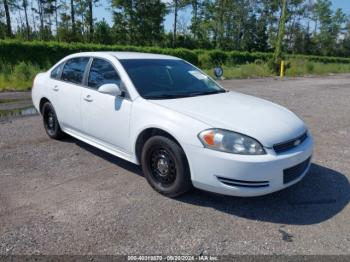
[144,94,191,99]
[144,90,227,100]
[186,89,227,97]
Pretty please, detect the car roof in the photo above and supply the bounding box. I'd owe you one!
[67,51,180,60]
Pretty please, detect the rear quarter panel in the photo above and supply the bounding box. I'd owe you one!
[32,72,52,114]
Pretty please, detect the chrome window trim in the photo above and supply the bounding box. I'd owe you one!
[49,55,131,100]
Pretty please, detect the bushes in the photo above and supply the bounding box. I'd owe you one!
[0,61,41,91]
[1,59,349,91]
[160,48,198,65]
[197,52,210,68]
[12,62,40,82]
[285,59,350,77]
[0,40,350,90]
[198,50,273,68]
[204,60,350,79]
[207,50,228,66]
[288,54,350,64]
[1,40,350,71]
[204,64,272,79]
[0,40,198,67]
[305,61,314,74]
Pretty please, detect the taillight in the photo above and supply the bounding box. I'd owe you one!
[32,76,36,88]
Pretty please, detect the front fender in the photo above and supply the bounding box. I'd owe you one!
[129,98,211,166]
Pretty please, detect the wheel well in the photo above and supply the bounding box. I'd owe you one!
[39,97,50,114]
[135,128,182,164]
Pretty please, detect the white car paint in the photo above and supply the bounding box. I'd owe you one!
[32,52,313,197]
[150,91,306,147]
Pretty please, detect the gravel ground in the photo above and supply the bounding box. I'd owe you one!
[0,75,349,255]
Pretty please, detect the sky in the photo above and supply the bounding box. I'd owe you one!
[94,0,350,32]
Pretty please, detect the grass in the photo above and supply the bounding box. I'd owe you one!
[205,63,272,79]
[205,60,350,80]
[286,59,350,77]
[0,61,42,91]
[0,59,350,91]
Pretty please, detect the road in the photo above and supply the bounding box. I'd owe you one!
[0,75,349,255]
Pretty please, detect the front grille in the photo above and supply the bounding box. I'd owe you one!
[273,132,308,154]
[283,157,311,184]
[217,176,269,188]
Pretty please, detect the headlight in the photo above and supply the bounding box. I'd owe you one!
[198,129,265,155]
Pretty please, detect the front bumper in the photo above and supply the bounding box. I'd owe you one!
[183,136,314,197]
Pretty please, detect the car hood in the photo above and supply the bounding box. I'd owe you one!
[150,91,306,147]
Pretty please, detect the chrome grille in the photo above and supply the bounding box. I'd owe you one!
[273,132,307,154]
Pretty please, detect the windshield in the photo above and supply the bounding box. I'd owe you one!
[119,59,225,99]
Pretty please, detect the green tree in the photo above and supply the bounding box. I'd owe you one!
[21,0,30,39]
[2,0,13,37]
[94,19,112,44]
[166,0,190,47]
[271,0,287,73]
[70,0,75,34]
[312,0,346,55]
[87,0,96,41]
[112,0,166,45]
[342,19,350,56]
[253,0,277,52]
[74,0,99,42]
[189,0,201,40]
[2,0,350,58]
[189,0,215,49]
[31,0,55,40]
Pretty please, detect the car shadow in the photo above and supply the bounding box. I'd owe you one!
[62,136,143,176]
[61,136,349,225]
[176,163,350,225]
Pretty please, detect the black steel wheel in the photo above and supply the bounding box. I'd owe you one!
[150,148,177,186]
[141,136,192,197]
[42,102,64,139]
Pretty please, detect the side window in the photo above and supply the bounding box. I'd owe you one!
[61,57,89,84]
[88,58,120,89]
[50,62,64,79]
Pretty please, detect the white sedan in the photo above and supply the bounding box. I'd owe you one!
[32,52,313,197]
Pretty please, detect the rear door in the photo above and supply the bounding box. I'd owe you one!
[51,57,90,131]
[81,57,132,153]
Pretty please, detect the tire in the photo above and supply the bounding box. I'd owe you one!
[141,136,192,197]
[42,102,65,140]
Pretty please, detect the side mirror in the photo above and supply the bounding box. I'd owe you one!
[98,83,122,97]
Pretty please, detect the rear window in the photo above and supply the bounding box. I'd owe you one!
[50,62,64,79]
[61,57,89,84]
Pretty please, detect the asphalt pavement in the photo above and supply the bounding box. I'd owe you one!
[0,75,349,255]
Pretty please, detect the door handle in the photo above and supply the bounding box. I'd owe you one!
[83,95,93,102]
[53,85,59,91]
